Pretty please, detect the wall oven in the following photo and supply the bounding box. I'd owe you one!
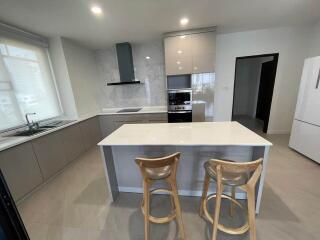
[167,89,192,123]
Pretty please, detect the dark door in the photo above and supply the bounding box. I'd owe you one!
[0,170,30,240]
[256,59,277,132]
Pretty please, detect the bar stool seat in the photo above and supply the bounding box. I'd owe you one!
[204,161,248,186]
[135,152,185,240]
[144,166,171,180]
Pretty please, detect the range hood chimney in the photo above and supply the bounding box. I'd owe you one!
[107,42,140,86]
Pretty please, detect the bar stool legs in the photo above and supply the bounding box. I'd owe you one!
[143,181,150,240]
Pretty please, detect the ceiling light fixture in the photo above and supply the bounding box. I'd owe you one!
[180,35,186,39]
[178,66,183,70]
[145,56,151,60]
[176,61,181,65]
[180,18,189,26]
[91,5,103,15]
[177,50,183,54]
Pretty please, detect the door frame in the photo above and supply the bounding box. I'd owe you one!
[231,53,279,133]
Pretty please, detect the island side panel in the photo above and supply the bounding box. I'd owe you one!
[111,145,253,199]
[252,145,270,214]
[100,146,119,201]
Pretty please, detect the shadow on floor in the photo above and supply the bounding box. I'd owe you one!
[258,184,300,222]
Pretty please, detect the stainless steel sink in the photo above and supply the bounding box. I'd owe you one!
[12,128,47,137]
[117,108,142,113]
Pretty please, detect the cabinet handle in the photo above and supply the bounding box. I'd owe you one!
[316,68,320,89]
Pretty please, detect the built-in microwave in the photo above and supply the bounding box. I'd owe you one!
[167,89,192,122]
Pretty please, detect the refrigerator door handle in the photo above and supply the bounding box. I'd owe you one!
[316,68,320,89]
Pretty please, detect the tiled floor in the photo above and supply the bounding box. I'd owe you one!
[18,134,320,240]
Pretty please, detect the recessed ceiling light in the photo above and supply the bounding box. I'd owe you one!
[145,56,151,60]
[180,18,189,26]
[91,5,103,15]
[180,35,186,39]
[177,50,183,54]
[176,61,181,65]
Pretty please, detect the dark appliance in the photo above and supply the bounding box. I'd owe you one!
[0,170,30,240]
[167,89,192,123]
[107,42,140,86]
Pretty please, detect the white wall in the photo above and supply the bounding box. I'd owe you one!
[49,37,101,119]
[60,38,100,118]
[309,20,320,57]
[215,26,311,134]
[49,37,78,119]
[94,40,166,108]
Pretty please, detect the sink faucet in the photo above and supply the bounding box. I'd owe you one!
[25,113,38,130]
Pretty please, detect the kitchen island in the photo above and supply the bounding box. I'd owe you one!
[98,122,272,213]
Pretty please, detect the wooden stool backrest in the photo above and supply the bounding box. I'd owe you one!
[135,152,180,180]
[209,158,263,186]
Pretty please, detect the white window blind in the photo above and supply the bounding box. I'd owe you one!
[0,37,62,131]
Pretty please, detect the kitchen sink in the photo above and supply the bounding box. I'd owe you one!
[117,108,142,113]
[12,128,47,137]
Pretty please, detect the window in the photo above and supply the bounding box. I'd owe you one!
[0,37,61,131]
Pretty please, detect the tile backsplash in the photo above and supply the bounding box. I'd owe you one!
[94,40,167,108]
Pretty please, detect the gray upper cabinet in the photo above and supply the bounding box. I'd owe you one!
[32,131,67,180]
[0,142,43,201]
[60,124,85,163]
[79,117,102,151]
[164,31,216,75]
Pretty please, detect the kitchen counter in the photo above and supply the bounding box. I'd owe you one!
[0,106,167,152]
[99,121,272,214]
[99,121,271,146]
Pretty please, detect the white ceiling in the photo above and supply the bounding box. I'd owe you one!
[0,0,319,49]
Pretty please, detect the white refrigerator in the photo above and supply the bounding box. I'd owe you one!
[289,56,320,164]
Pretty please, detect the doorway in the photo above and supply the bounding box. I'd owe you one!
[232,53,279,133]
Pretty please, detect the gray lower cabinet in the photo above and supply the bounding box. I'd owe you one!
[60,124,85,163]
[79,117,102,151]
[32,131,68,180]
[0,142,43,201]
[99,113,168,137]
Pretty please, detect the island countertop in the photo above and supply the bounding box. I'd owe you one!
[98,121,272,147]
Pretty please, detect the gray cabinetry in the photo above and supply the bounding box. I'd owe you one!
[99,113,168,137]
[32,131,67,180]
[0,142,43,201]
[79,117,102,151]
[60,124,85,163]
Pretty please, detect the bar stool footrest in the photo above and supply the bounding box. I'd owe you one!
[141,188,177,224]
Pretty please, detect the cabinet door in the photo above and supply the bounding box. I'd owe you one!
[0,143,43,201]
[99,115,116,137]
[190,32,215,73]
[80,117,102,151]
[145,113,168,123]
[164,36,192,75]
[60,124,85,163]
[294,57,320,126]
[32,131,67,180]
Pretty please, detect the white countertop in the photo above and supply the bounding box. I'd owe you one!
[100,106,167,115]
[98,122,272,147]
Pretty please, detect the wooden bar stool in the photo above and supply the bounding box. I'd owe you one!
[135,152,185,240]
[199,158,263,240]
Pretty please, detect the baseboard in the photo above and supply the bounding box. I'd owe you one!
[118,187,247,199]
[267,130,290,134]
